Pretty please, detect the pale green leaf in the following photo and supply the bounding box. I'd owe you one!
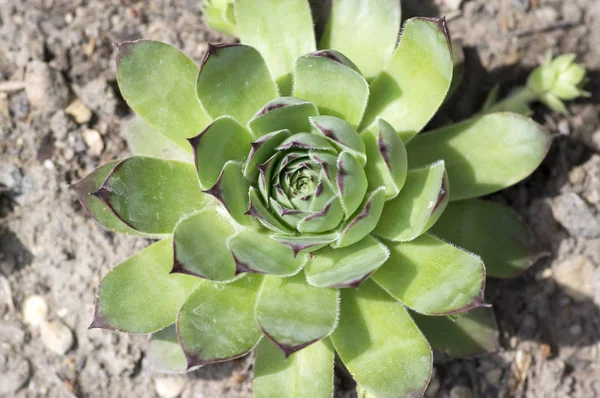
[336,151,369,217]
[249,97,319,138]
[147,324,188,374]
[123,115,192,163]
[334,188,386,248]
[205,161,255,227]
[310,115,367,165]
[245,130,292,182]
[270,233,339,256]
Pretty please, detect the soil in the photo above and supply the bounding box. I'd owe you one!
[1,0,599,397]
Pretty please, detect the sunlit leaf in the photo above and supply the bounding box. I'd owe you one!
[123,115,192,163]
[147,324,188,373]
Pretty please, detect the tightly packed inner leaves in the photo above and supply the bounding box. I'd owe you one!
[70,0,587,397]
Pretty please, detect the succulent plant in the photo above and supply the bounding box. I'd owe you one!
[72,0,588,396]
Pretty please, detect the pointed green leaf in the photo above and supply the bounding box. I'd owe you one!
[430,199,534,278]
[412,307,500,358]
[227,230,308,276]
[372,233,485,315]
[72,161,151,237]
[247,187,294,234]
[245,130,292,182]
[319,0,401,81]
[147,324,188,374]
[331,280,432,398]
[294,51,369,128]
[310,115,367,165]
[189,116,253,189]
[116,40,210,150]
[90,239,201,334]
[236,0,316,95]
[172,210,237,281]
[255,274,338,356]
[334,188,386,248]
[336,151,368,217]
[124,115,192,163]
[92,157,211,235]
[360,18,453,141]
[249,97,319,138]
[254,338,334,398]
[306,236,389,288]
[270,233,339,256]
[406,113,551,200]
[196,44,278,125]
[276,132,336,153]
[361,118,408,199]
[374,161,449,242]
[177,274,263,367]
[297,198,345,234]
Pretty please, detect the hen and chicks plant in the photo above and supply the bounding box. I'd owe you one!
[73,0,588,396]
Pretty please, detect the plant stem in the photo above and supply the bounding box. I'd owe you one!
[484,87,539,115]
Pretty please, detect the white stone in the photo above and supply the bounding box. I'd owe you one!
[154,376,187,398]
[40,320,74,355]
[553,255,595,301]
[22,295,48,327]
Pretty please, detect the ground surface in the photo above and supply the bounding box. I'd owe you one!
[1,0,599,397]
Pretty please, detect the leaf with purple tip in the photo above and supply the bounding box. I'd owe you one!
[249,97,319,138]
[189,116,253,189]
[335,151,368,217]
[91,157,211,235]
[374,161,448,242]
[372,233,486,316]
[116,40,211,150]
[270,232,339,256]
[254,338,334,398]
[172,210,237,281]
[360,18,453,141]
[412,307,500,358]
[90,239,201,334]
[331,280,432,398]
[247,187,294,234]
[196,44,278,125]
[310,115,367,165]
[147,324,188,374]
[276,132,336,153]
[297,197,345,234]
[244,130,292,182]
[333,188,386,248]
[255,274,338,356]
[177,274,263,368]
[305,235,389,288]
[294,50,369,128]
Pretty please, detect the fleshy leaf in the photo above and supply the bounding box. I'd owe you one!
[247,187,294,234]
[360,18,453,141]
[270,233,339,256]
[430,199,535,278]
[227,230,308,276]
[336,151,368,217]
[245,130,292,182]
[334,188,386,248]
[196,44,278,125]
[91,157,210,235]
[361,118,408,199]
[177,274,263,367]
[276,132,336,153]
[331,280,432,398]
[236,0,316,95]
[255,274,338,356]
[406,113,551,200]
[124,115,192,163]
[172,210,237,281]
[319,0,401,81]
[116,40,211,150]
[189,116,253,189]
[297,198,345,234]
[294,51,369,128]
[310,115,367,165]
[254,338,334,398]
[412,307,500,358]
[374,161,449,242]
[90,239,201,334]
[249,97,319,138]
[147,324,188,374]
[372,233,485,315]
[203,0,237,37]
[305,236,389,288]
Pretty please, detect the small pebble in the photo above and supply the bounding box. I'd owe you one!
[82,128,104,157]
[24,61,70,113]
[22,295,48,327]
[552,193,600,238]
[65,99,92,124]
[40,320,74,355]
[553,255,595,301]
[154,376,187,398]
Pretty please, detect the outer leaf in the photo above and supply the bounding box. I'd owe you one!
[196,44,278,125]
[124,115,192,163]
[116,40,211,150]
[254,338,334,398]
[294,51,369,128]
[249,97,319,138]
[177,274,263,367]
[92,157,211,235]
[430,199,534,278]
[189,116,253,189]
[372,233,485,315]
[412,307,500,358]
[406,113,551,200]
[236,0,316,95]
[360,18,453,141]
[89,239,201,334]
[305,235,389,288]
[147,324,188,374]
[255,274,338,356]
[374,161,449,242]
[331,280,432,398]
[319,0,401,81]
[227,230,308,276]
[172,210,237,281]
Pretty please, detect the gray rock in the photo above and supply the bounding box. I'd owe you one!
[0,357,30,395]
[50,111,77,140]
[552,193,600,238]
[78,78,117,116]
[0,321,26,344]
[553,255,596,301]
[0,165,23,191]
[24,61,70,113]
[450,385,473,398]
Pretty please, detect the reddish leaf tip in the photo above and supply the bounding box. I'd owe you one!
[260,327,319,358]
